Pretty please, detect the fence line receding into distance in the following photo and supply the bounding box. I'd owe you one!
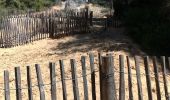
[0,9,123,48]
[0,9,92,48]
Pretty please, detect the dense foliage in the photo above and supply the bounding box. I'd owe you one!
[124,0,170,55]
[0,0,57,13]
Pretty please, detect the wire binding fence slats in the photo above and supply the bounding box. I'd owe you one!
[1,54,170,100]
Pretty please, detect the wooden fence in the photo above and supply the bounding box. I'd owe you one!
[1,53,170,100]
[0,9,92,48]
[0,9,122,48]
[92,16,121,29]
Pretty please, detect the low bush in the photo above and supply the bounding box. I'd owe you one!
[124,0,170,55]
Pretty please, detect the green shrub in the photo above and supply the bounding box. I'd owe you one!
[0,0,54,12]
[124,5,170,55]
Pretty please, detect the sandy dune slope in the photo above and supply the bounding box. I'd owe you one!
[0,28,169,100]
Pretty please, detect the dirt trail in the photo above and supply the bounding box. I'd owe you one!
[0,28,169,100]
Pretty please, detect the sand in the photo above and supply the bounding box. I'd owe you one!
[0,28,169,100]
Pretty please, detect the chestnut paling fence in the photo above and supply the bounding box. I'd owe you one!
[0,9,92,48]
[0,9,122,48]
[1,53,170,100]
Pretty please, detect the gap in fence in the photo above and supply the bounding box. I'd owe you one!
[0,8,121,48]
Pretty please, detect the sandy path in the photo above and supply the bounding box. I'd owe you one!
[0,28,169,100]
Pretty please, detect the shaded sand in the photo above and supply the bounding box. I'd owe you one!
[0,28,169,100]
